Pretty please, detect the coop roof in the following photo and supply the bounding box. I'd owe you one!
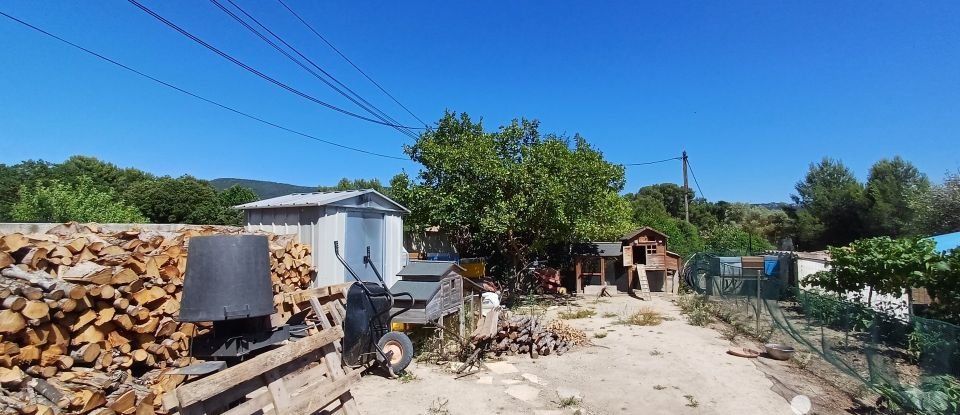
[233,189,409,213]
[397,261,465,277]
[390,280,440,302]
[620,226,668,241]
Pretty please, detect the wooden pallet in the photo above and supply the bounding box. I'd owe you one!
[163,284,361,415]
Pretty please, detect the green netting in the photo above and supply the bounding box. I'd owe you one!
[683,253,960,414]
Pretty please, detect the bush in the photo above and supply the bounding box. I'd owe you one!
[12,177,147,223]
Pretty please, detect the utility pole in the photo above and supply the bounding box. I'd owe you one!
[682,150,690,223]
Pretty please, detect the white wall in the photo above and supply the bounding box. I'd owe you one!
[796,258,910,320]
[384,214,407,288]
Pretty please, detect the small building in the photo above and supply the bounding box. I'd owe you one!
[389,261,465,324]
[236,190,409,287]
[573,227,682,294]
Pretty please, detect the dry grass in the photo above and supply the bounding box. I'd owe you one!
[618,307,666,326]
[558,308,596,320]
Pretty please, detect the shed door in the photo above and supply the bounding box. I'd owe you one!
[345,211,385,282]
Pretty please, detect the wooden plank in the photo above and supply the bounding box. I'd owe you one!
[262,371,290,414]
[176,327,342,409]
[284,369,361,415]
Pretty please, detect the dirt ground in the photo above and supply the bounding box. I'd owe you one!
[352,294,857,415]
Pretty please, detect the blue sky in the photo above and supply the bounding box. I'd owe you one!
[1,1,958,202]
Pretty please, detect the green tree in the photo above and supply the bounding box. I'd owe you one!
[916,171,960,235]
[391,111,632,278]
[629,183,694,219]
[864,157,929,238]
[52,155,154,191]
[318,178,390,196]
[11,177,147,223]
[701,223,773,255]
[624,192,703,258]
[125,176,220,224]
[792,158,868,249]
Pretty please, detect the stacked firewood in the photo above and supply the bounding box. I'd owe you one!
[484,314,583,357]
[0,223,314,415]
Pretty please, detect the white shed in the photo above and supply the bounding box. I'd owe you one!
[235,190,409,287]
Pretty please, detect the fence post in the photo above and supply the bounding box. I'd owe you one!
[756,269,761,335]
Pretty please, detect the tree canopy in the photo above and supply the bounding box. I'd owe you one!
[391,111,632,273]
[12,177,147,223]
[792,158,869,249]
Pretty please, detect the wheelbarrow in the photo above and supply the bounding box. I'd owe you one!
[334,242,415,375]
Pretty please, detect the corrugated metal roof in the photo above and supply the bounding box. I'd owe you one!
[233,189,408,212]
[390,280,440,301]
[397,261,465,276]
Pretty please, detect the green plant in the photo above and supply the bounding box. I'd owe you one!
[684,395,699,408]
[653,384,667,390]
[559,308,596,320]
[650,349,663,356]
[602,312,618,318]
[556,394,581,408]
[618,307,665,326]
[874,376,960,415]
[792,352,813,370]
[593,330,608,339]
[399,371,418,383]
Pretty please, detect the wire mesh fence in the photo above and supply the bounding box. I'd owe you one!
[683,253,960,414]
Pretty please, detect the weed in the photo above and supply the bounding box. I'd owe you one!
[653,384,667,390]
[601,312,618,318]
[593,330,608,339]
[684,395,699,407]
[399,370,418,383]
[559,308,596,320]
[721,327,739,342]
[618,307,665,326]
[556,394,581,408]
[426,398,450,415]
[649,349,663,356]
[792,351,813,370]
[677,295,713,326]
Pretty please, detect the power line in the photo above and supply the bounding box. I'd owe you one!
[211,0,417,140]
[686,158,706,200]
[0,10,408,161]
[276,0,429,127]
[125,0,422,130]
[623,156,682,166]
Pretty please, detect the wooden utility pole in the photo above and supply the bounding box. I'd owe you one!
[682,151,690,223]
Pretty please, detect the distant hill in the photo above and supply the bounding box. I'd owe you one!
[209,178,315,200]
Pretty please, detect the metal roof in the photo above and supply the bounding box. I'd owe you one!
[397,261,465,277]
[233,189,409,212]
[390,280,440,302]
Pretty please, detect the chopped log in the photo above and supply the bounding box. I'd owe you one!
[0,234,28,253]
[0,310,26,334]
[17,345,41,365]
[1,266,58,290]
[60,262,111,285]
[70,310,97,332]
[110,268,137,285]
[94,308,115,327]
[25,365,57,378]
[1,296,26,312]
[130,287,165,307]
[77,389,107,414]
[29,377,70,409]
[21,300,50,320]
[56,298,78,313]
[20,286,44,301]
[70,343,102,365]
[111,315,133,331]
[0,366,25,387]
[0,252,12,269]
[107,389,136,414]
[21,247,49,270]
[112,298,129,311]
[71,324,105,346]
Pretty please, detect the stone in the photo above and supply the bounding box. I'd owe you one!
[505,384,541,403]
[476,376,493,385]
[522,373,542,385]
[486,361,520,374]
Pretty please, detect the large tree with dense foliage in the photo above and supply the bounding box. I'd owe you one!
[12,177,147,223]
[390,112,632,276]
[124,176,222,224]
[792,158,869,249]
[917,171,960,235]
[864,157,930,238]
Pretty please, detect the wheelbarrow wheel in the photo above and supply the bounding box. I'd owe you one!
[378,331,414,373]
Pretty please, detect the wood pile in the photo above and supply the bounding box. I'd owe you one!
[480,313,582,357]
[0,223,314,415]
